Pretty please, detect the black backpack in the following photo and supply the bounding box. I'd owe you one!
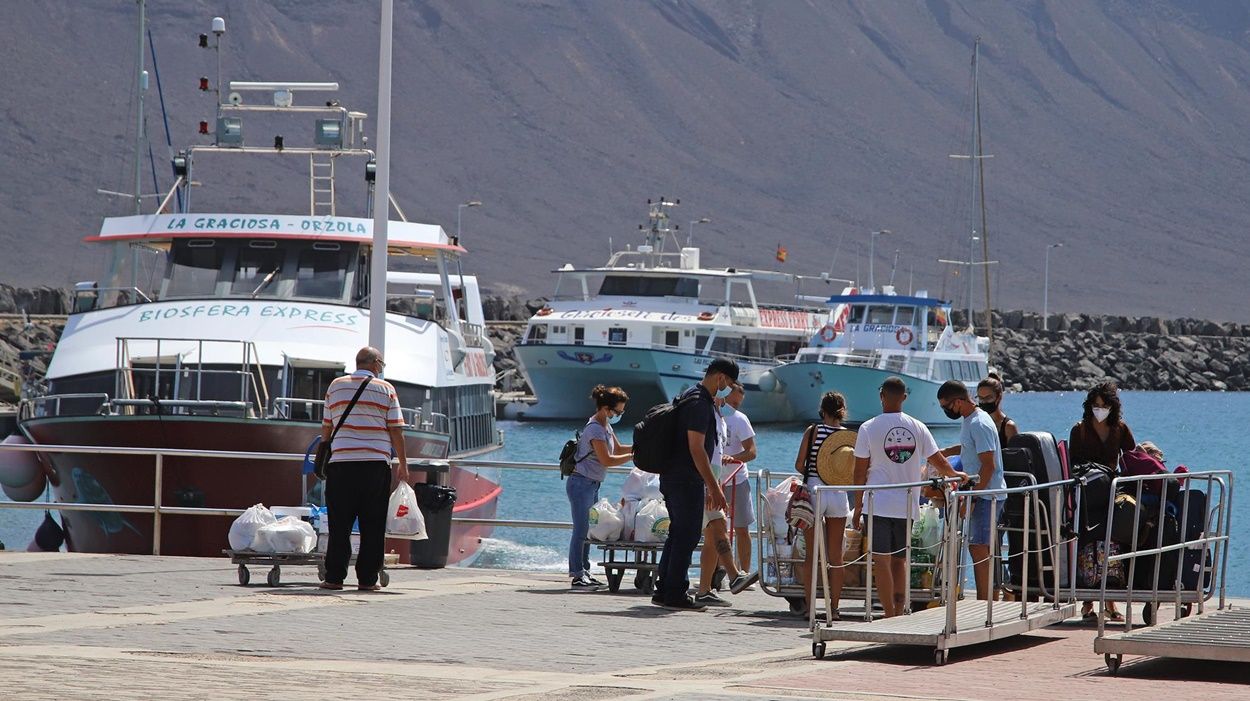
[632,390,703,474]
[558,430,586,479]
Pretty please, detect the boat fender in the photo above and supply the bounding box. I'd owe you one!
[0,435,47,502]
[818,324,837,343]
[34,510,65,552]
[895,327,914,346]
[757,370,783,394]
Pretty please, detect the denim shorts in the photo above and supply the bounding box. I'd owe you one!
[968,498,1006,546]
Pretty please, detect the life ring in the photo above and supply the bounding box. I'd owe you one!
[818,324,837,343]
[536,307,553,317]
[697,311,715,321]
[895,326,914,345]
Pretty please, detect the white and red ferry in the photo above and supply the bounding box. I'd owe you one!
[5,70,501,563]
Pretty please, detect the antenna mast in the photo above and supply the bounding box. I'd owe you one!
[133,0,147,215]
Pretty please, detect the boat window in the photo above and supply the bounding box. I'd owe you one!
[607,327,628,345]
[906,357,928,377]
[883,355,905,373]
[165,240,223,298]
[867,306,895,325]
[573,326,585,345]
[232,243,286,297]
[665,330,680,348]
[695,334,709,351]
[526,324,547,344]
[848,305,866,324]
[598,275,699,298]
[294,244,349,299]
[894,306,917,326]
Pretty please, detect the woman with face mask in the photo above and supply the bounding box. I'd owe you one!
[976,375,1018,445]
[567,385,634,589]
[1069,380,1135,620]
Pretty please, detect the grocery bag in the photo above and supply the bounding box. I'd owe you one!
[763,476,800,539]
[620,468,661,502]
[251,518,316,553]
[228,503,276,551]
[619,499,641,541]
[387,483,428,539]
[588,498,624,541]
[634,499,670,543]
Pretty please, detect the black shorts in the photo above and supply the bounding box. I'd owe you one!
[870,516,908,557]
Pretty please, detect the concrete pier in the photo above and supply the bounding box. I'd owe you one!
[1,552,1245,700]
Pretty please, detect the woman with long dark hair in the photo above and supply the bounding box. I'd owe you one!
[793,391,851,618]
[567,385,633,589]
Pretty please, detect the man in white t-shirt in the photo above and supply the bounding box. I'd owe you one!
[719,384,757,571]
[852,377,964,617]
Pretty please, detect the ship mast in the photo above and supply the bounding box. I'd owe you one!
[133,0,147,215]
[973,38,994,356]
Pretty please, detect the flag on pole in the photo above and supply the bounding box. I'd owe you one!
[775,243,788,263]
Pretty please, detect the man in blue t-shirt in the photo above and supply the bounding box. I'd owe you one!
[938,380,1005,601]
[653,358,735,611]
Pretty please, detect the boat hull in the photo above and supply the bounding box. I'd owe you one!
[770,362,958,427]
[20,415,499,565]
[513,344,797,422]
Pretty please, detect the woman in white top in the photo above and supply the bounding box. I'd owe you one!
[793,391,851,618]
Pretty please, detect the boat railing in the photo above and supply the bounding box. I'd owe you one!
[19,393,112,421]
[460,321,485,349]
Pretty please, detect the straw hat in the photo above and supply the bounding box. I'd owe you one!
[815,429,858,486]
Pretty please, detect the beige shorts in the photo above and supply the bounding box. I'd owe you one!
[702,509,727,529]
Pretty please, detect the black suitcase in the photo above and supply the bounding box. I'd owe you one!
[1132,513,1181,590]
[1071,462,1116,545]
[1179,488,1212,591]
[1003,432,1072,589]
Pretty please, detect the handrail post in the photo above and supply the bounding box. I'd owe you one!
[864,490,874,622]
[152,452,164,556]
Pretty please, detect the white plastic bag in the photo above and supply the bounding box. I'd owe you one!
[387,483,428,539]
[634,498,670,543]
[228,503,276,551]
[588,498,624,541]
[911,503,941,555]
[251,518,316,554]
[620,468,661,502]
[763,476,800,539]
[619,499,641,541]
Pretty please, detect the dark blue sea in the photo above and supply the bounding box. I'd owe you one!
[3,391,1246,595]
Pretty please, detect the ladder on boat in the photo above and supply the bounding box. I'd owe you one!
[309,153,336,216]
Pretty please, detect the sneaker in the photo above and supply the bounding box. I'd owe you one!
[651,593,665,606]
[660,596,707,611]
[585,575,606,586]
[694,591,731,607]
[571,576,601,589]
[729,571,760,595]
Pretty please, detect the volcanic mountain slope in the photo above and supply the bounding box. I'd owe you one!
[2,0,1248,320]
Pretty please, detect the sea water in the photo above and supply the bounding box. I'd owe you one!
[3,392,1246,594]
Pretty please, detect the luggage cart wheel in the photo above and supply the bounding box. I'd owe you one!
[237,564,250,586]
[812,641,826,660]
[1105,653,1121,675]
[1142,603,1155,626]
[934,649,949,666]
[635,571,653,595]
[379,570,390,588]
[787,597,806,614]
[1181,603,1193,618]
[266,566,281,587]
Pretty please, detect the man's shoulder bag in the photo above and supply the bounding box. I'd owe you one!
[314,377,372,480]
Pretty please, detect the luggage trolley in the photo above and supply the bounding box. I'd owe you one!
[756,469,946,617]
[1094,470,1241,674]
[810,478,1078,664]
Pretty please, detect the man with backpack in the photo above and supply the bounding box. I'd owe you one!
[652,358,736,610]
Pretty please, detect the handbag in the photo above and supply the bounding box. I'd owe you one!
[314,377,372,480]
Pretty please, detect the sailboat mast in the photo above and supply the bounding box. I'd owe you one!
[973,38,994,358]
[133,0,147,215]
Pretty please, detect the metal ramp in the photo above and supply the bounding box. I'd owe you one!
[1096,607,1250,672]
[808,478,1079,665]
[817,600,1075,664]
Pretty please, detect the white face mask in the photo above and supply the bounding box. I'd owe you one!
[1092,407,1111,423]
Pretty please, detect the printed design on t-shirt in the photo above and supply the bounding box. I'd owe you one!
[883,426,917,464]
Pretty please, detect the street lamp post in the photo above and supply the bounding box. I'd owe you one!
[687,217,710,247]
[457,200,482,242]
[1043,242,1063,331]
[869,229,891,290]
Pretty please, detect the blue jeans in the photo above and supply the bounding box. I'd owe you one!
[968,498,1006,546]
[657,476,705,604]
[566,472,601,578]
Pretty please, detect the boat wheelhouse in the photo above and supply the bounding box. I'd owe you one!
[767,289,989,425]
[512,199,825,422]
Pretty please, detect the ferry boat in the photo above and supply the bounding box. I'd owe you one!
[511,199,826,422]
[766,288,989,425]
[2,27,500,563]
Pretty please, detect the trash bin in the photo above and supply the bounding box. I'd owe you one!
[409,483,457,568]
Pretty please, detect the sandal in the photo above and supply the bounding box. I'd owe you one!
[1105,609,1124,622]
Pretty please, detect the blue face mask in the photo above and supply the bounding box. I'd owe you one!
[715,384,733,400]
[717,403,734,417]
[608,413,622,425]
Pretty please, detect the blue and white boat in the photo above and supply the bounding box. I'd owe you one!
[765,289,989,425]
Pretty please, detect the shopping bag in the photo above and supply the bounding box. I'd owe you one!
[251,518,316,553]
[588,498,625,541]
[634,498,670,543]
[228,503,276,551]
[387,483,428,539]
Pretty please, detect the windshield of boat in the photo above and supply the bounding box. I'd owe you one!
[597,274,699,298]
[160,239,361,303]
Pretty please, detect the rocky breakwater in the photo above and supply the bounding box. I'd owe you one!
[0,285,70,403]
[970,310,1250,392]
[481,295,546,394]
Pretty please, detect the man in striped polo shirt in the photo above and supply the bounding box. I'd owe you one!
[319,347,409,591]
